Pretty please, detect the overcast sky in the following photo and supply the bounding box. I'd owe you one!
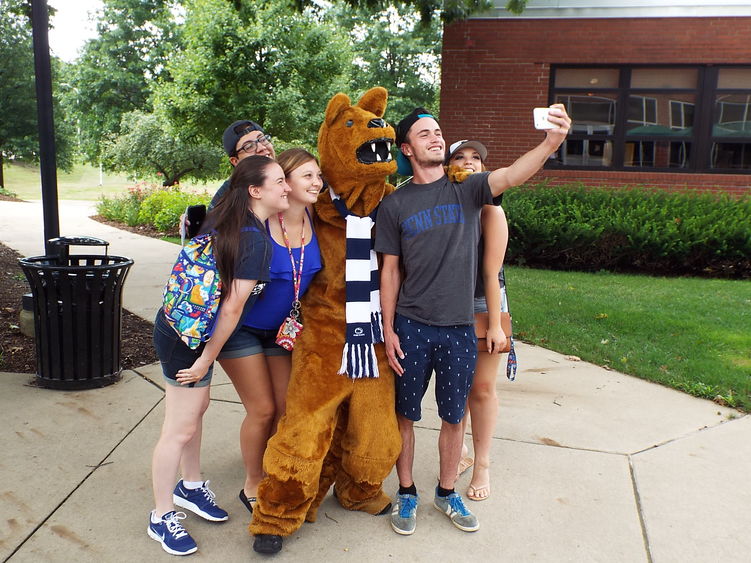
[47,0,103,62]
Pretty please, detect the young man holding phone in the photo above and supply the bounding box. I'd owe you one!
[375,104,570,536]
[183,120,276,239]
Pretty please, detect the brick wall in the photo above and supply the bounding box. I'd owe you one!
[440,17,751,193]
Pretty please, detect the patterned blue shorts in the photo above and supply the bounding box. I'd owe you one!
[393,314,477,424]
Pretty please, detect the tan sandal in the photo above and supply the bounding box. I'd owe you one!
[457,456,474,477]
[467,483,491,501]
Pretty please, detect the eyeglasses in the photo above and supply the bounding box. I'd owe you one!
[236,134,273,155]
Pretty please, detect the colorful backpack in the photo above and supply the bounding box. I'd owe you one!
[162,233,222,349]
[162,227,260,349]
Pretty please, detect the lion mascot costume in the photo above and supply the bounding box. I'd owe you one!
[249,87,401,552]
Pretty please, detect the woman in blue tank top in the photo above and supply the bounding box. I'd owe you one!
[216,149,323,513]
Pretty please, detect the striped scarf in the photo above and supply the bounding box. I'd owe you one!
[330,188,383,379]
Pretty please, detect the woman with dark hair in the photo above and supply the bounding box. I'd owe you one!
[216,148,323,515]
[148,155,290,556]
[446,140,510,502]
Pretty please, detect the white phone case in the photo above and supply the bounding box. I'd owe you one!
[534,107,556,130]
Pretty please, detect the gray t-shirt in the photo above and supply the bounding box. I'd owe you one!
[375,172,493,326]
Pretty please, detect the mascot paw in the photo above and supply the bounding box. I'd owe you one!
[446,164,474,183]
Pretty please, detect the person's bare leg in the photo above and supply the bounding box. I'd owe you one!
[266,355,292,435]
[438,419,464,490]
[457,410,472,477]
[179,390,211,482]
[152,385,209,516]
[220,354,275,498]
[467,350,502,499]
[395,414,416,487]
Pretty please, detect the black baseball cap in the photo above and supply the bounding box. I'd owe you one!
[395,107,437,147]
[222,120,265,156]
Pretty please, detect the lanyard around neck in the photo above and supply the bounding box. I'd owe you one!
[277,212,305,302]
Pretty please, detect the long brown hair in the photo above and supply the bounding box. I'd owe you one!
[203,155,274,296]
[276,148,318,177]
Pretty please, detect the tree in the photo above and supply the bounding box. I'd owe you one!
[153,0,353,147]
[296,0,527,22]
[0,0,74,190]
[62,0,181,163]
[0,3,36,189]
[105,111,225,186]
[338,2,443,120]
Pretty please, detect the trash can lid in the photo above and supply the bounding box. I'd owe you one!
[48,236,109,247]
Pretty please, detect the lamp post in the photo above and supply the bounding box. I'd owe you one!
[30,0,60,255]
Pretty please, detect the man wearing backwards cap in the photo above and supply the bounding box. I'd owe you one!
[375,104,571,536]
[209,119,276,208]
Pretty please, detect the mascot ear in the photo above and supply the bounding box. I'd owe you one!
[324,93,352,126]
[357,87,388,118]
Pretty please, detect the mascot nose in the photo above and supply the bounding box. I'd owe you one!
[367,118,386,129]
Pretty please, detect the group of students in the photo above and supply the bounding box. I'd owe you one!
[147,105,571,555]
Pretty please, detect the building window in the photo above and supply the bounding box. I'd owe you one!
[549,66,751,172]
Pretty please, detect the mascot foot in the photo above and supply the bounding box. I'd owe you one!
[253,534,283,555]
[334,487,392,516]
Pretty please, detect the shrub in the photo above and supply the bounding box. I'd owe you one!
[504,183,751,278]
[137,188,210,232]
[97,182,154,226]
[97,182,211,233]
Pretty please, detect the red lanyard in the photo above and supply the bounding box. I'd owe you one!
[277,212,305,303]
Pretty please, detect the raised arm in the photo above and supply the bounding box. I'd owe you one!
[488,104,571,197]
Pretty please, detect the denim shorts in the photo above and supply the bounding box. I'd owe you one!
[473,297,488,314]
[217,324,291,360]
[153,310,213,388]
[393,314,477,424]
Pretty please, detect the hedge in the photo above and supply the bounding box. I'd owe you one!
[503,183,751,279]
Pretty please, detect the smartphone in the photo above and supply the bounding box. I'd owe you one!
[533,107,557,130]
[185,204,207,238]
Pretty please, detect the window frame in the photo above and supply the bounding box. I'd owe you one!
[546,64,751,173]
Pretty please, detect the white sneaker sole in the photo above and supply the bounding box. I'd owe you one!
[433,501,480,532]
[391,519,416,536]
[173,495,229,522]
[147,526,198,556]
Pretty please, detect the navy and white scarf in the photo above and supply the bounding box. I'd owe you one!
[330,188,383,379]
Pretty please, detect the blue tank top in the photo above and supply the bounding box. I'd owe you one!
[242,209,322,330]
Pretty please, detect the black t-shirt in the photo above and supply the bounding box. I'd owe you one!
[209,179,230,210]
[475,193,504,299]
[234,214,273,319]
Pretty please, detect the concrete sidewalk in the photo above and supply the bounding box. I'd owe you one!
[1,199,750,562]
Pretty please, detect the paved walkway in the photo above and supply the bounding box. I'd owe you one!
[1,199,749,562]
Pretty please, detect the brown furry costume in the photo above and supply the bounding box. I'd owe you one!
[249,87,401,537]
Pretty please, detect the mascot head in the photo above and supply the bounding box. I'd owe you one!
[318,87,396,210]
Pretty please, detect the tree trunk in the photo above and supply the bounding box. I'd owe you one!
[0,152,4,190]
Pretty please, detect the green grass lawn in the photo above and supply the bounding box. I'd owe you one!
[506,266,751,411]
[2,162,221,201]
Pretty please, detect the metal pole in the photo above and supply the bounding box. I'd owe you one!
[30,0,60,255]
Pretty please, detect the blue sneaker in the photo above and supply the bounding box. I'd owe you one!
[391,493,419,535]
[173,480,228,522]
[433,488,479,532]
[147,510,197,556]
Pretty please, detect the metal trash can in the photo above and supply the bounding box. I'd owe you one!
[18,236,134,390]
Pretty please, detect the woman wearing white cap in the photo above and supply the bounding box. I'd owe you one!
[445,139,509,502]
